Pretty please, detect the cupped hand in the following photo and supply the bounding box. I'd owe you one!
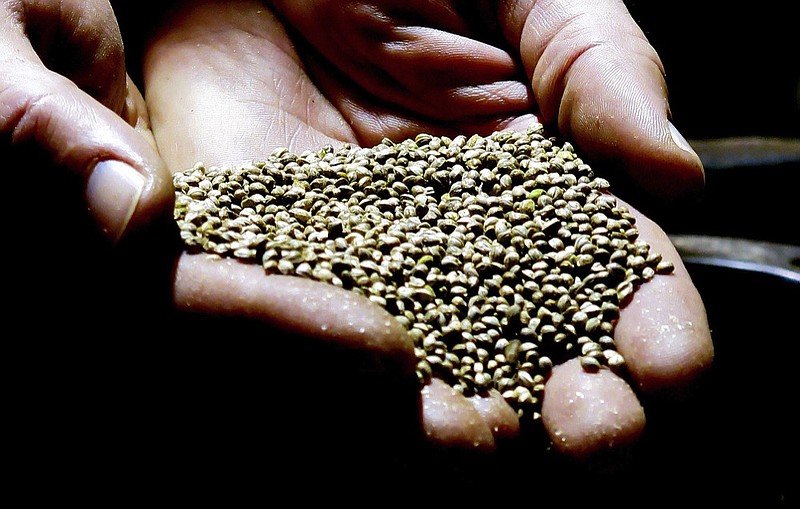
[139,0,713,460]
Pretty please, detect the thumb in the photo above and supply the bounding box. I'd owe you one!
[501,0,704,200]
[1,64,174,244]
[1,2,173,245]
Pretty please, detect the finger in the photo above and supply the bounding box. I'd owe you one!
[1,3,173,244]
[540,197,712,458]
[542,358,645,460]
[271,0,533,127]
[419,381,522,451]
[420,378,496,451]
[172,253,417,373]
[466,389,521,442]
[613,199,714,394]
[499,0,705,199]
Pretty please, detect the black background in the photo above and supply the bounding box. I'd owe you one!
[626,1,799,140]
[10,2,798,505]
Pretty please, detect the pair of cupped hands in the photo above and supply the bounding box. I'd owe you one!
[1,0,713,461]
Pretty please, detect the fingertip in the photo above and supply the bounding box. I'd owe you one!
[542,359,645,461]
[629,120,706,200]
[421,378,496,452]
[615,271,715,394]
[467,390,521,442]
[606,205,714,395]
[575,112,706,202]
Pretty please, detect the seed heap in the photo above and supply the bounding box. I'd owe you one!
[173,123,673,423]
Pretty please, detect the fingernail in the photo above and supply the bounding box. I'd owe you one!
[669,121,706,189]
[668,121,697,155]
[86,160,144,244]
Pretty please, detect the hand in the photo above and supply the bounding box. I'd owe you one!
[136,0,714,461]
[0,0,173,244]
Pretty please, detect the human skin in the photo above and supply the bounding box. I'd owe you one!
[0,0,173,244]
[139,0,714,458]
[0,0,715,462]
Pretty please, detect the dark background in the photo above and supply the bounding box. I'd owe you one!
[11,2,797,504]
[625,1,799,140]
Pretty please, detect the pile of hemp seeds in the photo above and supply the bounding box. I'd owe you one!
[173,123,674,424]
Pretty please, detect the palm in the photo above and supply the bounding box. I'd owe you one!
[143,1,541,167]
